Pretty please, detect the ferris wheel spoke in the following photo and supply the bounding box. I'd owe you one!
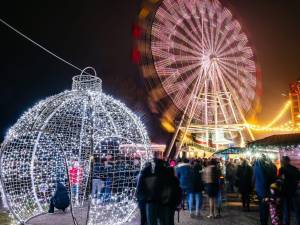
[173,53,203,62]
[155,21,199,52]
[192,4,211,52]
[154,58,175,70]
[217,61,239,81]
[212,8,228,52]
[217,62,241,78]
[194,19,209,52]
[218,33,248,57]
[161,71,181,87]
[171,41,203,57]
[220,61,254,87]
[220,56,255,73]
[155,13,202,52]
[208,10,219,53]
[152,25,172,42]
[175,20,202,49]
[172,89,188,109]
[183,67,204,88]
[217,58,247,78]
[215,72,245,123]
[152,46,174,59]
[214,16,237,53]
[175,63,202,79]
[216,39,238,59]
[202,17,213,52]
[172,29,202,52]
[217,62,243,92]
[156,5,178,25]
[178,6,203,45]
[226,77,252,109]
[194,17,211,54]
[214,31,231,56]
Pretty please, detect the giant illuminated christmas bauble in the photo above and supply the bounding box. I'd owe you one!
[0,68,151,225]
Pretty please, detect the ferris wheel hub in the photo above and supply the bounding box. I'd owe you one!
[209,54,216,60]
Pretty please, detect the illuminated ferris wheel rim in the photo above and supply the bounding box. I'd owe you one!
[148,0,260,123]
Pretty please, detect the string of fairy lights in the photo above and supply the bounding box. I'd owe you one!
[1,72,151,225]
[246,100,299,133]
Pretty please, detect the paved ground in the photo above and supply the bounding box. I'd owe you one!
[25,194,261,225]
[0,194,297,225]
[26,202,259,225]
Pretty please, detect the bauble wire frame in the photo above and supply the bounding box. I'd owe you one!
[0,67,151,225]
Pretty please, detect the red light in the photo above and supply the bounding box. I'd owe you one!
[132,24,142,39]
[131,48,141,64]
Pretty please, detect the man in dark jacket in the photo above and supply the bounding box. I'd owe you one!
[236,159,253,211]
[48,182,70,213]
[137,158,181,225]
[136,162,152,225]
[188,161,204,217]
[225,160,236,193]
[279,156,300,225]
[253,155,277,225]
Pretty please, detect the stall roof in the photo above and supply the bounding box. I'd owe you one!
[214,147,245,155]
[248,133,300,147]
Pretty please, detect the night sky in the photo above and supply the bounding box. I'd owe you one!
[1,0,300,142]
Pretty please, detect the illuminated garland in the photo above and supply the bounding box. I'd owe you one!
[245,122,299,132]
[0,70,151,225]
[244,100,298,132]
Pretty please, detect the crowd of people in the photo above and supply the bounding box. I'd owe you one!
[46,152,300,225]
[136,154,300,225]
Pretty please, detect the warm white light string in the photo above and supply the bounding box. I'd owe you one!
[0,18,91,75]
[1,74,151,225]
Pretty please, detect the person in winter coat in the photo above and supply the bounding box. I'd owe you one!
[236,159,253,211]
[48,182,70,213]
[175,158,193,210]
[136,162,152,225]
[203,159,221,219]
[279,156,300,225]
[137,158,181,225]
[188,161,204,218]
[216,161,225,218]
[161,167,182,225]
[253,155,277,225]
[225,160,236,193]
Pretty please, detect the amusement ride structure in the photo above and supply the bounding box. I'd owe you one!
[134,0,261,158]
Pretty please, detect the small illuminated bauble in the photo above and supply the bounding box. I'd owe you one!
[0,67,151,225]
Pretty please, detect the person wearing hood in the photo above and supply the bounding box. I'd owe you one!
[48,182,70,213]
[279,156,300,225]
[253,155,277,225]
[236,158,253,211]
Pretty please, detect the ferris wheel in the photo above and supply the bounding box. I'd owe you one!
[134,0,261,157]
